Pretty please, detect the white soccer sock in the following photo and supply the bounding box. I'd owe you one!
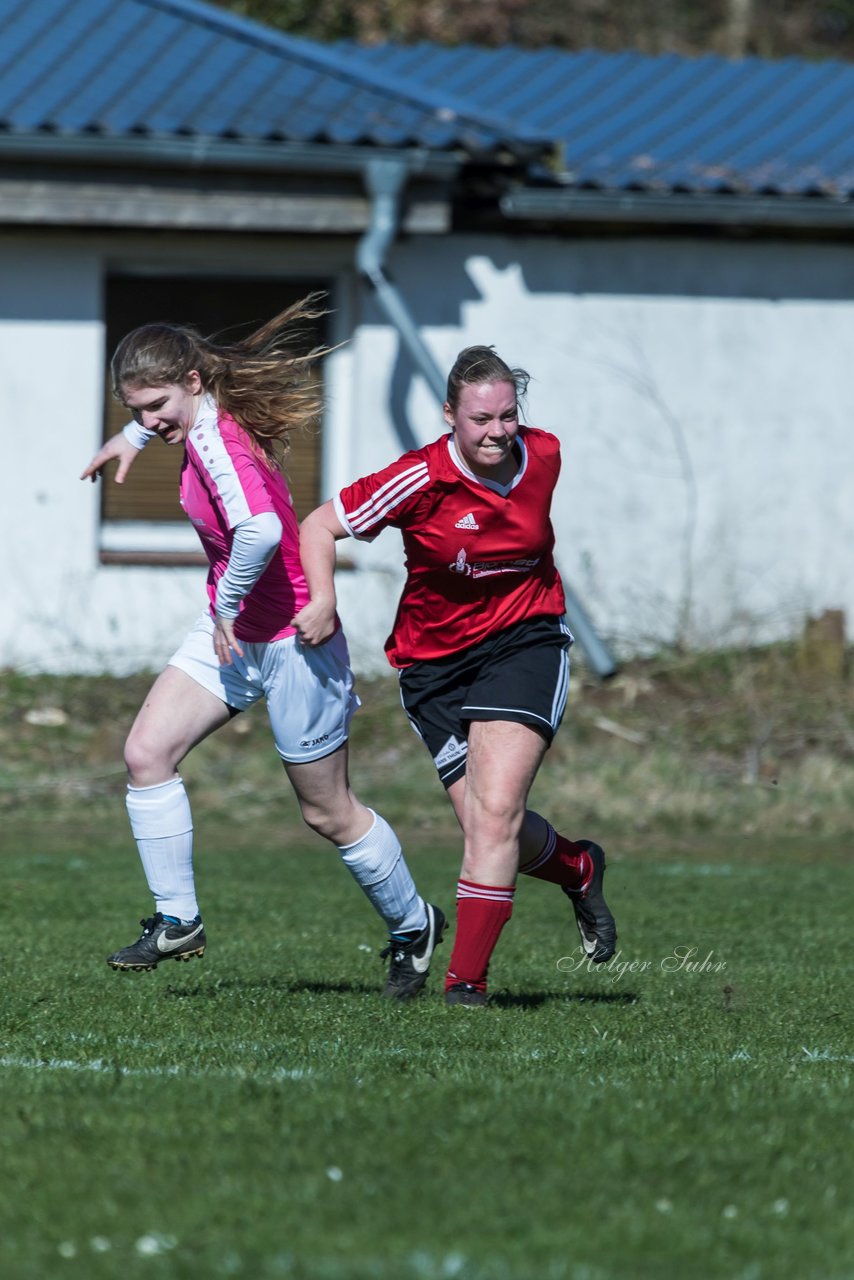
[338,810,427,935]
[125,776,199,921]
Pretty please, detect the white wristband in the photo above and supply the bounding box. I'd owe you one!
[122,420,155,450]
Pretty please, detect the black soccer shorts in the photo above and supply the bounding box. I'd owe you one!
[398,613,573,787]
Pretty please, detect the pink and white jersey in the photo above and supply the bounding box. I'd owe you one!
[180,400,308,642]
[334,426,567,667]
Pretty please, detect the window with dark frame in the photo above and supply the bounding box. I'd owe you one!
[101,273,328,564]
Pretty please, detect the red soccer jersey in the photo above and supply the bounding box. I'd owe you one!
[333,426,567,667]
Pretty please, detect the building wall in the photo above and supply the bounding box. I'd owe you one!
[334,231,854,671]
[0,236,199,674]
[0,228,354,675]
[2,226,852,677]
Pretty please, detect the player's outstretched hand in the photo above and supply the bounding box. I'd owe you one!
[291,598,338,647]
[80,432,141,485]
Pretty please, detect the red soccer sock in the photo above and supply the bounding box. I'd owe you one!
[445,879,515,994]
[519,824,592,893]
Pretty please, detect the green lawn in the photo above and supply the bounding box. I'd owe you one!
[1,813,851,1280]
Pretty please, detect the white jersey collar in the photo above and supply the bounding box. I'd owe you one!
[192,392,218,432]
[447,433,528,495]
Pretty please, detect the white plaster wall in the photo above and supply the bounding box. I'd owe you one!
[0,230,356,675]
[0,236,210,674]
[2,228,852,676]
[334,233,854,670]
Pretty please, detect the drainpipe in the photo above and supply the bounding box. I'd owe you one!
[356,158,618,680]
[554,584,618,680]
[356,159,447,401]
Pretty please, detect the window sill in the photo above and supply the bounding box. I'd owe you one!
[100,550,208,567]
[100,521,207,567]
[98,523,354,569]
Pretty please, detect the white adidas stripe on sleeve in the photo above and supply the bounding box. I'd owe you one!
[343,462,430,535]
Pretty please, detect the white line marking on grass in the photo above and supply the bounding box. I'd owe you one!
[800,1047,854,1063]
[0,1055,313,1082]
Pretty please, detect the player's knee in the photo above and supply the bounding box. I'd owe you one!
[468,792,526,840]
[124,731,170,787]
[297,799,338,841]
[297,794,363,846]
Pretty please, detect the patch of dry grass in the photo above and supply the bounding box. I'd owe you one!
[1,642,852,844]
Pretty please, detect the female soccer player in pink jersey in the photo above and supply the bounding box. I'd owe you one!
[295,345,616,1005]
[80,296,444,998]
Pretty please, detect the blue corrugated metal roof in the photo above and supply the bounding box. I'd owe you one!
[0,0,549,158]
[6,0,854,200]
[339,41,854,198]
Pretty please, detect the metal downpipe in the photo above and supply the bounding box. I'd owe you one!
[356,159,447,402]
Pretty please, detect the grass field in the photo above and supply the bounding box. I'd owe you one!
[1,654,853,1279]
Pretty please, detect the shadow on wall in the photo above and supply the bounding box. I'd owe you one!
[0,244,101,321]
[374,231,854,448]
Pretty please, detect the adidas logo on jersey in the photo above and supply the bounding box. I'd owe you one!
[454,512,479,530]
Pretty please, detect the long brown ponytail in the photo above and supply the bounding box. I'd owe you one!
[111,292,331,461]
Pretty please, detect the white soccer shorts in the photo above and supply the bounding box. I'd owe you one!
[167,612,359,763]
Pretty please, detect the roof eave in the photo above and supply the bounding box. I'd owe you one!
[500,187,854,230]
[0,131,468,179]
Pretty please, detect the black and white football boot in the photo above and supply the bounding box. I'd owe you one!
[380,902,447,1000]
[563,840,617,964]
[107,913,206,971]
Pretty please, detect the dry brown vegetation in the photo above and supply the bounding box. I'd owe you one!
[3,640,852,848]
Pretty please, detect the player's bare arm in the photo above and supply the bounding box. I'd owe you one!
[293,501,348,645]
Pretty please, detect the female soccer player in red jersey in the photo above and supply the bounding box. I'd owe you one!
[295,345,617,1005]
[80,296,445,998]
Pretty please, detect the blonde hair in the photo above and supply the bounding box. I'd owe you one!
[111,292,330,461]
